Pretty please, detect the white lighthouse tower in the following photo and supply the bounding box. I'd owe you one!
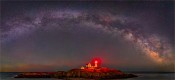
[94,60,98,67]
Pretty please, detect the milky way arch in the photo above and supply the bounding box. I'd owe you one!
[1,9,174,64]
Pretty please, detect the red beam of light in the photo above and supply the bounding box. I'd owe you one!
[95,60,98,64]
[91,57,102,66]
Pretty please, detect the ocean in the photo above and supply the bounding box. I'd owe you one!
[0,72,174,80]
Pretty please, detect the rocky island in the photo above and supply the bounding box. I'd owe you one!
[15,59,137,79]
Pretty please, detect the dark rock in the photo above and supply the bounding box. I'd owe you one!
[14,68,137,79]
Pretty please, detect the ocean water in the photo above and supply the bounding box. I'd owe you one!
[0,72,174,80]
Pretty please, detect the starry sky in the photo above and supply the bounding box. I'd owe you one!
[0,1,174,72]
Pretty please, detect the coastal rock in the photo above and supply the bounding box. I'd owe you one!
[15,68,137,79]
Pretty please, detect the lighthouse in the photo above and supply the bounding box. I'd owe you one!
[94,60,98,67]
[80,59,100,69]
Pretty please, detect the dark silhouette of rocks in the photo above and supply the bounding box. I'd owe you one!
[15,68,137,79]
[15,59,137,79]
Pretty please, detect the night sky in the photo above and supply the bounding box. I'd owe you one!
[1,1,174,72]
